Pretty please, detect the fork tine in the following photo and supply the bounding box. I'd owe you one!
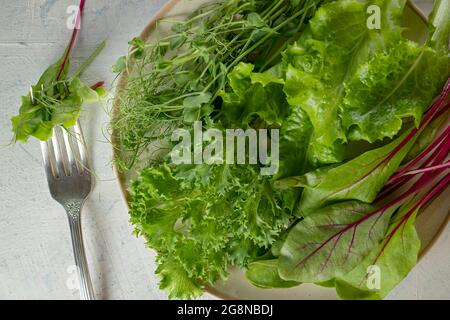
[73,121,89,169]
[52,126,70,177]
[62,128,79,175]
[67,127,84,174]
[40,140,57,178]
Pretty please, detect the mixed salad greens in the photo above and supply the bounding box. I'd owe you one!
[113,0,450,299]
[11,0,106,143]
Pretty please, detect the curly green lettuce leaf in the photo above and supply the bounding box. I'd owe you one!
[283,0,450,161]
[156,256,205,299]
[339,0,450,144]
[283,0,406,146]
[221,62,289,127]
[342,40,450,142]
[129,163,296,299]
[222,64,316,179]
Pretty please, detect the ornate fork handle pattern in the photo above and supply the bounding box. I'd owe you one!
[65,201,95,300]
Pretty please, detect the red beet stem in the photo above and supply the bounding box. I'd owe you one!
[378,131,450,201]
[386,125,450,187]
[374,172,450,264]
[90,81,105,90]
[402,161,450,176]
[56,0,86,81]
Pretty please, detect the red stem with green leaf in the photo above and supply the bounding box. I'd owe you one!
[56,0,86,81]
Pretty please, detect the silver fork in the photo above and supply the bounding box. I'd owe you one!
[40,123,95,300]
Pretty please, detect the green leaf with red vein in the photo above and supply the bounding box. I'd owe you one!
[335,208,420,300]
[335,173,450,299]
[275,129,416,216]
[279,201,399,283]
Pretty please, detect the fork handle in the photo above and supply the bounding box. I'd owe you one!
[66,205,95,300]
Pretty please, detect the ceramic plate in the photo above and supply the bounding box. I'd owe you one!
[112,0,450,299]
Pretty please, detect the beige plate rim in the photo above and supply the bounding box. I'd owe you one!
[111,0,450,300]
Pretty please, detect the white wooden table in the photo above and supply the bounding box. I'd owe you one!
[0,0,448,300]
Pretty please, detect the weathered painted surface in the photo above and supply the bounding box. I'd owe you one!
[0,0,448,300]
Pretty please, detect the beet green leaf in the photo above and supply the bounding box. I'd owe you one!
[278,200,399,283]
[335,209,420,300]
[276,130,415,216]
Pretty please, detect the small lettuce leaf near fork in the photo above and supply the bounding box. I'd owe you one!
[11,35,106,143]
